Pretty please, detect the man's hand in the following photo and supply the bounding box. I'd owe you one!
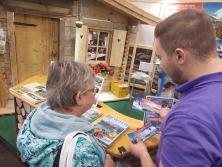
[130,138,156,167]
[154,108,170,122]
[104,154,115,167]
[93,126,103,138]
[130,138,148,159]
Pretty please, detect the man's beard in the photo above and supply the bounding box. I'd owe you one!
[168,65,186,86]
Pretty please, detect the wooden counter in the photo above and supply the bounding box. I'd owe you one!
[10,75,159,159]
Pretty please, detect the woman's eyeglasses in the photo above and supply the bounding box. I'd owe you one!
[86,86,98,93]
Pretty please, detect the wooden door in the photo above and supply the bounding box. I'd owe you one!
[14,13,59,83]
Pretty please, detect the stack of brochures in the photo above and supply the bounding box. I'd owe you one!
[128,95,174,143]
[10,82,46,104]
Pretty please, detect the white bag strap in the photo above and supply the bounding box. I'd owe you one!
[59,131,92,167]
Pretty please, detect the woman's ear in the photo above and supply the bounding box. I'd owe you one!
[75,92,83,106]
[175,48,186,65]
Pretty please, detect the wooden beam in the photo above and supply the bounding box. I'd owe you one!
[59,18,65,61]
[129,43,153,50]
[128,21,141,85]
[0,67,6,108]
[149,38,157,88]
[129,0,221,2]
[130,83,145,89]
[7,12,18,86]
[96,0,161,26]
[1,0,70,14]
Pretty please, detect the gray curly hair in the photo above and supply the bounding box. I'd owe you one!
[46,61,95,109]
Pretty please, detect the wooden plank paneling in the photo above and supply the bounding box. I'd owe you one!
[59,19,65,61]
[96,0,161,25]
[65,17,127,30]
[80,0,128,24]
[1,0,70,14]
[14,14,59,83]
[64,26,76,47]
[7,12,18,86]
[0,66,6,108]
[75,25,88,62]
[109,29,127,67]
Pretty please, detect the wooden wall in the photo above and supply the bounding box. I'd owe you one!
[0,5,12,101]
[64,0,129,91]
[64,0,128,60]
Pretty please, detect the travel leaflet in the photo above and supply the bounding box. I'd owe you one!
[93,115,129,148]
[132,96,174,132]
[128,121,159,144]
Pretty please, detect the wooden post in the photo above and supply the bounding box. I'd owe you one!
[0,67,6,108]
[7,12,18,86]
[127,21,141,86]
[147,38,157,94]
[59,18,65,61]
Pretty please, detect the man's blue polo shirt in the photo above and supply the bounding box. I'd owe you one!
[156,72,222,167]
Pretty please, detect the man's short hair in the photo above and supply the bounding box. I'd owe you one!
[155,9,217,62]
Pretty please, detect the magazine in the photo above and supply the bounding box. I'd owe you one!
[156,66,177,98]
[143,96,174,131]
[93,75,104,107]
[81,108,102,123]
[93,115,129,148]
[10,82,46,104]
[127,121,159,144]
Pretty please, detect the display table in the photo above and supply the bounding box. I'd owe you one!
[9,75,159,159]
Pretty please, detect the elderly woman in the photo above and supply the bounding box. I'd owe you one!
[17,61,114,167]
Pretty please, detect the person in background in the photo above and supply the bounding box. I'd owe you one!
[17,61,114,167]
[130,8,222,167]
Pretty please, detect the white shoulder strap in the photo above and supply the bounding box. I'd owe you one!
[59,131,92,167]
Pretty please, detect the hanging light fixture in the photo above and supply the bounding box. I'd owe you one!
[76,1,83,28]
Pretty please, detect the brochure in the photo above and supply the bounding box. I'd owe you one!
[128,121,159,144]
[10,82,46,104]
[81,108,102,123]
[93,115,129,148]
[93,75,104,107]
[132,96,162,113]
[143,96,174,131]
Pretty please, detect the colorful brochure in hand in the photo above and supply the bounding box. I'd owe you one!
[132,96,162,113]
[81,108,102,123]
[143,96,174,132]
[93,115,129,148]
[10,82,46,104]
[93,75,104,107]
[128,121,159,144]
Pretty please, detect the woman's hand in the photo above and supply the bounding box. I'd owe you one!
[104,154,115,167]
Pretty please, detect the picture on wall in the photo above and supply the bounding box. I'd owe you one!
[203,3,222,59]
